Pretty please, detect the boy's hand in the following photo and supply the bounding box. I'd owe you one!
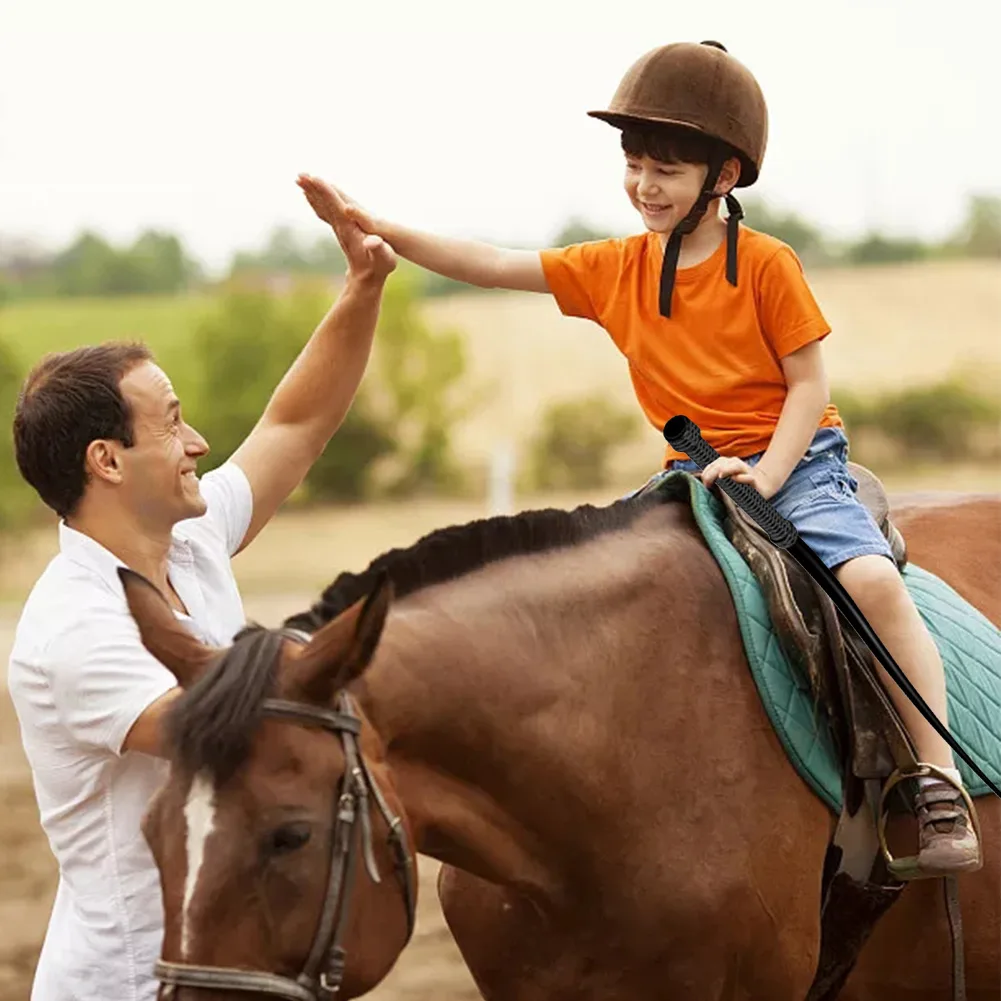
[296,174,396,282]
[297,175,385,235]
[331,185,385,236]
[699,456,781,500]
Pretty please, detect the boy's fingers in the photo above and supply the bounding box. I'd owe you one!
[307,177,348,213]
[297,175,344,211]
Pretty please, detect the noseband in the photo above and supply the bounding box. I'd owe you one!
[156,631,417,1000]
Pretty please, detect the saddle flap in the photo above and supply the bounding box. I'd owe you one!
[716,488,916,798]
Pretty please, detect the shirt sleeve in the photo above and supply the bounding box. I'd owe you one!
[539,240,625,324]
[45,605,177,756]
[757,246,832,358]
[194,461,254,557]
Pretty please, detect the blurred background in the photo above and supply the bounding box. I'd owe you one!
[1,0,999,996]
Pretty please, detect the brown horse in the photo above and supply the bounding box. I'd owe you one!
[122,484,1000,1000]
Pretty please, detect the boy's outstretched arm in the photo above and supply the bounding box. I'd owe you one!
[303,175,550,294]
[377,223,550,294]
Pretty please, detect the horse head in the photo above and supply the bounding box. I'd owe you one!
[119,568,415,1000]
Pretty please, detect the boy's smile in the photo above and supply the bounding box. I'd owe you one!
[624,154,708,235]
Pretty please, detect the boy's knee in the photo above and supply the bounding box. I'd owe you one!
[835,553,901,605]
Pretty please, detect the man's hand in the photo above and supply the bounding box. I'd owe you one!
[699,455,782,500]
[297,174,396,282]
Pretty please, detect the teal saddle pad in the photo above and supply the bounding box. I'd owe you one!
[647,471,1001,811]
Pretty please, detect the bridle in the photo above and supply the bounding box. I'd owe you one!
[156,631,417,1000]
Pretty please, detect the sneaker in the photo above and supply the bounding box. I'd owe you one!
[914,780,983,876]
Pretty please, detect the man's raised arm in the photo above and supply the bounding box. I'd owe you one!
[229,176,397,552]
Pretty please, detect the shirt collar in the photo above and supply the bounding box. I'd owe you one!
[58,521,193,598]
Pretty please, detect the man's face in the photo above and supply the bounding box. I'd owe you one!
[623,152,709,235]
[117,361,210,527]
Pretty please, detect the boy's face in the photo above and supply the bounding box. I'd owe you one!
[623,153,710,235]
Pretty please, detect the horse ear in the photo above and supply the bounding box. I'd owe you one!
[118,568,221,688]
[291,573,393,706]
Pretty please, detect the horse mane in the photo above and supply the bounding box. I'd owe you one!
[283,491,664,634]
[165,625,283,785]
[165,490,670,782]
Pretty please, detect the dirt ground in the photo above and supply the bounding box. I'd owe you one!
[1,467,999,998]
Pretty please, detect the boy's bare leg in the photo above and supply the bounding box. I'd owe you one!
[836,554,953,765]
[835,554,981,874]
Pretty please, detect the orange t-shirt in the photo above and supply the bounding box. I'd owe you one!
[539,227,843,464]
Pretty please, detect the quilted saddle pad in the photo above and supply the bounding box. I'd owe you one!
[646,471,1001,811]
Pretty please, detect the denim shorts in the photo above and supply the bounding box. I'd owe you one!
[636,426,894,570]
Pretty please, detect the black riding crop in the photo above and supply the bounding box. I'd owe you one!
[663,414,1001,800]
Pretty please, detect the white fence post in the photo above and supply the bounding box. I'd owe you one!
[488,441,515,516]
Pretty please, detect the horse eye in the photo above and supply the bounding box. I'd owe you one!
[267,821,312,856]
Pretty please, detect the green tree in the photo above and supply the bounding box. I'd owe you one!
[950,194,1001,258]
[374,266,477,495]
[51,232,120,296]
[834,377,1001,461]
[418,271,474,298]
[129,230,201,292]
[229,226,347,277]
[189,280,394,501]
[845,233,929,265]
[189,271,476,502]
[740,198,827,263]
[44,229,201,296]
[879,379,1001,459]
[528,393,640,490]
[552,217,618,247]
[304,400,397,502]
[0,338,36,529]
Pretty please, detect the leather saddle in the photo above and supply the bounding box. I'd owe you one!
[717,460,916,805]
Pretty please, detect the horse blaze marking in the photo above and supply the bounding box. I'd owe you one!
[182,773,217,959]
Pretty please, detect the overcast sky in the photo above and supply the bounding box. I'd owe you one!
[2,0,998,272]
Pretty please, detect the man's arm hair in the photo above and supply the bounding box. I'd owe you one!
[227,275,385,553]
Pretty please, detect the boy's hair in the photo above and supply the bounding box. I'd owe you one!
[620,124,734,170]
[13,341,153,518]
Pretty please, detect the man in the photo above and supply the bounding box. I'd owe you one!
[6,175,395,1000]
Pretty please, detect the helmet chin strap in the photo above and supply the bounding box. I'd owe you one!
[658,153,744,318]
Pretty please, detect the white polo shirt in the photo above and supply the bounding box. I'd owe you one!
[6,462,254,1001]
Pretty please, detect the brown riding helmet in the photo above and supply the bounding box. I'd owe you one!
[587,41,769,318]
[588,40,768,187]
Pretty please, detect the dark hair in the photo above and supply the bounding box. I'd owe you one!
[13,342,154,518]
[620,124,732,169]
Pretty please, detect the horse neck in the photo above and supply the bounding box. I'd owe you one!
[356,504,738,905]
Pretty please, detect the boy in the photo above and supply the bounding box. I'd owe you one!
[311,40,979,875]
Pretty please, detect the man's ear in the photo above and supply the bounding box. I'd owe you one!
[86,439,123,485]
[118,568,221,687]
